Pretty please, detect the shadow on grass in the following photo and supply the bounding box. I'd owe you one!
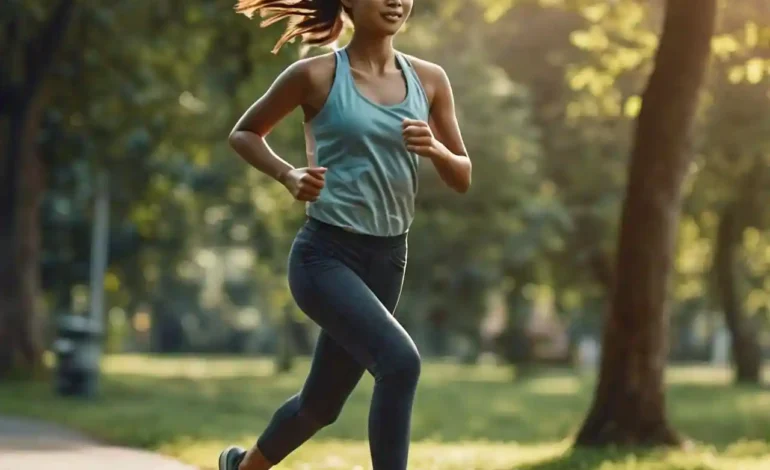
[515,447,663,470]
[514,441,770,470]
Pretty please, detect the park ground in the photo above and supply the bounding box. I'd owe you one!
[1,355,769,470]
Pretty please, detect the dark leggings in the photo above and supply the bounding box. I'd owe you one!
[256,217,421,470]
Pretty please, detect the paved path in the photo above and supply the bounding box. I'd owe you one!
[0,416,198,470]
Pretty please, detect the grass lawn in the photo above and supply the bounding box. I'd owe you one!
[1,355,769,469]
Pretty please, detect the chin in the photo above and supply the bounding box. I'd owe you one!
[380,23,405,36]
[370,17,405,35]
[383,28,402,37]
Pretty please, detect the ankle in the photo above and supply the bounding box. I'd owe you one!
[238,446,272,470]
[235,452,246,470]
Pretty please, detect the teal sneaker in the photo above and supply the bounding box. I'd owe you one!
[218,445,246,470]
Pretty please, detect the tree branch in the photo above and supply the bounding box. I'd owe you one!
[24,0,76,96]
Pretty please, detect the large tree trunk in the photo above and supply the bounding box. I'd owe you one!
[0,98,48,380]
[0,0,76,380]
[714,207,762,384]
[574,0,717,447]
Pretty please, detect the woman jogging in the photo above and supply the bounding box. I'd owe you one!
[220,0,471,469]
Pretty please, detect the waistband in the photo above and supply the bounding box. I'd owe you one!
[303,217,407,248]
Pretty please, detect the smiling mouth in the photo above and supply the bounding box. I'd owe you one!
[382,12,402,22]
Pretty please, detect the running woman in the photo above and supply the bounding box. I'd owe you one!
[220,0,471,469]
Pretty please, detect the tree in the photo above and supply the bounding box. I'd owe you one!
[713,201,763,384]
[574,0,717,446]
[0,0,77,379]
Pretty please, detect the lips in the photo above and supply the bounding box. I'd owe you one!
[382,11,402,22]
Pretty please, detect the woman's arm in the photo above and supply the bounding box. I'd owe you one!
[229,59,328,202]
[402,65,471,193]
[229,61,310,184]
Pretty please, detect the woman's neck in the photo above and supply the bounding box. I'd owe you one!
[345,33,397,74]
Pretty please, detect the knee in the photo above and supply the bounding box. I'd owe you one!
[298,402,342,429]
[402,345,422,381]
[380,342,421,386]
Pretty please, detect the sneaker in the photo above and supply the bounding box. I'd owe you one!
[218,445,246,470]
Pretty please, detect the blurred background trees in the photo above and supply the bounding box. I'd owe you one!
[2,0,769,403]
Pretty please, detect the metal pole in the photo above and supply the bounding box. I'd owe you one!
[89,171,110,332]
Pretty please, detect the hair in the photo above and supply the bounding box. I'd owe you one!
[235,0,349,54]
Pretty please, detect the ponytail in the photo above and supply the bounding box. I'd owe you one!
[235,0,346,54]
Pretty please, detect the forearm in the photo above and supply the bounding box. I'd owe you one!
[229,130,295,183]
[429,142,472,193]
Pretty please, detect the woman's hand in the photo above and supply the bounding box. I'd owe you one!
[280,167,327,202]
[402,119,444,159]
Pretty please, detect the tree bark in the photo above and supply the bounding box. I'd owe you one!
[0,0,76,380]
[714,206,762,384]
[574,0,717,447]
[0,96,48,380]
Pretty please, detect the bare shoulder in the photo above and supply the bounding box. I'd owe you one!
[291,52,337,90]
[402,54,446,79]
[287,51,338,118]
[399,54,450,103]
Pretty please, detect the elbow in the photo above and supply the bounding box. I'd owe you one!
[455,159,472,194]
[229,129,262,152]
[228,129,245,150]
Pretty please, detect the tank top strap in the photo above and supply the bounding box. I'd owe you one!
[316,48,354,112]
[394,52,414,83]
[394,52,409,70]
[395,52,431,118]
[332,49,351,95]
[335,48,349,72]
[334,49,353,86]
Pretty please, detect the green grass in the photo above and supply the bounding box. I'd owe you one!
[1,355,769,469]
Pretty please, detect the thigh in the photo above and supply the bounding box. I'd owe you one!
[365,241,408,316]
[288,234,417,377]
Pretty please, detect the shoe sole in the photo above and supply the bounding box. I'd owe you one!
[218,445,239,470]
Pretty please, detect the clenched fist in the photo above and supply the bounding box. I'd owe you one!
[402,118,441,159]
[281,166,327,202]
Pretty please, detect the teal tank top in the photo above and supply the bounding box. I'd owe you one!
[304,48,430,236]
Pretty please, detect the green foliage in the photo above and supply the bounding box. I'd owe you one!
[41,0,308,350]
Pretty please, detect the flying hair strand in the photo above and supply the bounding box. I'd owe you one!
[235,0,346,54]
